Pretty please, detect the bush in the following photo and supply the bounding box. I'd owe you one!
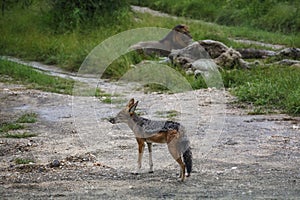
[227,66,300,115]
[1,0,33,16]
[131,0,300,34]
[47,0,130,32]
[255,3,300,34]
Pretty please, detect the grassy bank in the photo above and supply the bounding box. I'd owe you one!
[0,59,74,94]
[131,0,300,35]
[0,2,299,71]
[0,2,299,115]
[0,112,38,139]
[222,66,300,115]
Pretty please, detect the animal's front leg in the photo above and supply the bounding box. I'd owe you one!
[134,138,145,174]
[147,142,153,173]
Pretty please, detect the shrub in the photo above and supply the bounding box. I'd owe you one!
[228,66,300,115]
[1,0,33,16]
[255,3,300,34]
[131,0,300,34]
[47,0,130,32]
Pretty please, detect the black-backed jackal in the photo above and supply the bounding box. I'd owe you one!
[109,98,192,181]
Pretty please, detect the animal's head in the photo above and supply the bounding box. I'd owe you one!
[109,98,138,124]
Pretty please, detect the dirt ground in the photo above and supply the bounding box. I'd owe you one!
[0,76,299,199]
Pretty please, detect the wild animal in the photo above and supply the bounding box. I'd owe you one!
[109,98,192,181]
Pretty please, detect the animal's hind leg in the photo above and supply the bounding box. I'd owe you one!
[175,157,186,181]
[147,142,153,173]
[167,130,186,181]
[167,141,185,181]
[168,146,185,181]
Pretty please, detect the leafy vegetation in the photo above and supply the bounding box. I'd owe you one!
[4,132,38,139]
[46,0,131,33]
[0,112,38,138]
[0,1,299,115]
[222,66,300,115]
[14,158,35,165]
[0,123,24,133]
[131,0,300,35]
[155,110,179,120]
[0,59,74,94]
[16,113,38,123]
[0,1,299,71]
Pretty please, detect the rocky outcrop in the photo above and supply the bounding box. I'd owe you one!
[237,48,276,59]
[131,24,299,75]
[130,24,192,56]
[169,40,250,75]
[276,48,300,60]
[237,47,300,60]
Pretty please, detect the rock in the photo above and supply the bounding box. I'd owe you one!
[192,59,218,72]
[130,24,192,56]
[199,40,250,69]
[169,40,250,73]
[50,159,60,168]
[214,48,247,69]
[275,59,300,66]
[237,48,276,59]
[170,42,210,61]
[276,48,300,59]
[199,40,229,59]
[224,139,238,145]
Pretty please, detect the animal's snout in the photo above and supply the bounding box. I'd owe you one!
[109,117,116,124]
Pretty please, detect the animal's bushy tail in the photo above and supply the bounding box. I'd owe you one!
[183,147,192,176]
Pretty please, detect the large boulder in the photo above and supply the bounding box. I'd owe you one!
[130,24,193,57]
[214,47,249,69]
[237,48,276,59]
[169,40,250,75]
[237,47,300,60]
[169,42,210,69]
[198,40,229,59]
[276,48,300,60]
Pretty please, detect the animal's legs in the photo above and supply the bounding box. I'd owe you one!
[167,131,186,181]
[135,138,145,174]
[147,142,153,173]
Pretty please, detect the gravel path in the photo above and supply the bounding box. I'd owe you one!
[0,65,299,198]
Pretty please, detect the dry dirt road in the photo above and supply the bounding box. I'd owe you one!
[0,68,299,199]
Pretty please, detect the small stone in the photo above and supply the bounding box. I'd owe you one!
[50,159,60,168]
[224,139,238,145]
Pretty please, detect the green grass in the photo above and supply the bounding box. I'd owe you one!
[0,59,74,94]
[155,110,179,119]
[96,91,125,104]
[16,113,38,123]
[143,83,171,94]
[4,132,38,139]
[0,2,299,116]
[0,113,38,138]
[131,0,300,35]
[0,122,37,139]
[0,123,24,133]
[0,3,299,73]
[222,66,300,115]
[14,158,35,165]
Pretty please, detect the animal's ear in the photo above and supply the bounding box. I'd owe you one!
[129,101,139,114]
[127,98,135,108]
